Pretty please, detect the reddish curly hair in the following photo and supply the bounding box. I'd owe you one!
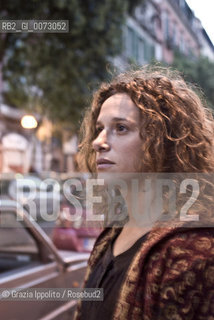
[78,66,214,173]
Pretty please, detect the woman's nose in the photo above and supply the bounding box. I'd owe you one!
[92,130,110,152]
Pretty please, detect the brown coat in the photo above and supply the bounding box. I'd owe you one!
[74,223,214,320]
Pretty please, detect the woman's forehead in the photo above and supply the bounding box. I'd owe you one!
[97,93,140,123]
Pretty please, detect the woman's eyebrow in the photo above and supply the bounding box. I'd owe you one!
[111,117,137,125]
[96,117,136,125]
[112,117,129,122]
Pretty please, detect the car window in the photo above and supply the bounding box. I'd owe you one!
[0,211,40,275]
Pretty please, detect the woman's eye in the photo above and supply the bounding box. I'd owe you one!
[95,127,103,134]
[116,124,128,132]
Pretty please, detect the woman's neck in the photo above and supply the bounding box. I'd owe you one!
[120,179,158,229]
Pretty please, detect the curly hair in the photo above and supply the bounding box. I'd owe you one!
[78,65,214,174]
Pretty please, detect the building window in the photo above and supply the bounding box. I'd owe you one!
[125,26,138,60]
[133,32,138,61]
[125,26,139,62]
[150,44,155,60]
[163,11,169,40]
[138,38,145,64]
[180,34,185,52]
[126,26,134,57]
[172,24,177,47]
[144,40,155,62]
[125,25,154,64]
[177,31,180,48]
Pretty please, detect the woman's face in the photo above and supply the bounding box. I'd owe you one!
[92,93,143,173]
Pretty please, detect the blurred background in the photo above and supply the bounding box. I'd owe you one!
[0,0,213,175]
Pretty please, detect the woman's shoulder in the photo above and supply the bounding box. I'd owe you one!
[145,228,214,280]
[144,228,214,320]
[158,228,214,255]
[147,227,214,261]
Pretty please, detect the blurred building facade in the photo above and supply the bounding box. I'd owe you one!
[0,103,43,174]
[0,102,78,174]
[0,0,213,174]
[192,17,214,61]
[159,0,200,63]
[116,0,214,67]
[114,0,163,69]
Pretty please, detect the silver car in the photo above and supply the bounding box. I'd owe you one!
[0,199,89,320]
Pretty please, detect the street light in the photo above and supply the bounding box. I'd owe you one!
[21,115,38,129]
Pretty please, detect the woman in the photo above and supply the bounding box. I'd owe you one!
[74,66,214,320]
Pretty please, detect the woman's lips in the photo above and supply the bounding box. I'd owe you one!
[97,163,114,169]
[96,158,115,169]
